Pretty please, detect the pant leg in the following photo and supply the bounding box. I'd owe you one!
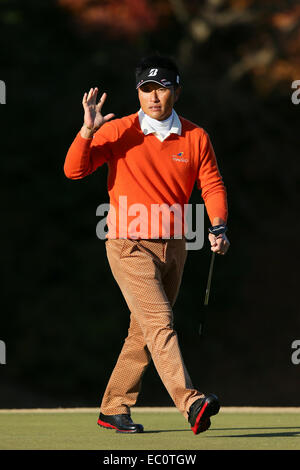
[100,313,151,415]
[100,239,152,415]
[101,238,203,420]
[161,238,188,307]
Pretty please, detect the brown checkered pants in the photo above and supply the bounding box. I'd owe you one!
[100,238,203,420]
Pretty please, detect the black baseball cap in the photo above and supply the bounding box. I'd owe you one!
[136,67,180,89]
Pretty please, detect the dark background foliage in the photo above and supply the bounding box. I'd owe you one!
[0,0,299,408]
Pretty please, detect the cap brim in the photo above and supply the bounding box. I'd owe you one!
[136,79,171,89]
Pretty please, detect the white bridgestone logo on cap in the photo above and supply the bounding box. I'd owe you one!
[148,69,158,76]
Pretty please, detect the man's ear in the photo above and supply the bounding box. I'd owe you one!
[174,85,181,103]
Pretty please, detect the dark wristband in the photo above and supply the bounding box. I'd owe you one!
[208,224,227,237]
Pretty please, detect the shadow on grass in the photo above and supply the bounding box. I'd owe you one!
[141,426,300,437]
[142,429,190,434]
[112,426,300,437]
[209,427,300,438]
[214,426,300,431]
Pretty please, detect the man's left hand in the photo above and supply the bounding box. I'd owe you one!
[208,233,230,255]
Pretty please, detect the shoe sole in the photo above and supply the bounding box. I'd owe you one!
[97,419,143,434]
[191,397,220,435]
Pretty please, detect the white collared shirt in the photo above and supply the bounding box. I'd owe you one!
[138,108,182,142]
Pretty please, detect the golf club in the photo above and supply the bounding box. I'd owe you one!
[199,252,215,335]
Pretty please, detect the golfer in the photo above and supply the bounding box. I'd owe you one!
[64,54,230,435]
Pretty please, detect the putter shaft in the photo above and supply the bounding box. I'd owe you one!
[204,252,215,306]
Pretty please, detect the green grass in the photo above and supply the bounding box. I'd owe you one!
[0,411,300,450]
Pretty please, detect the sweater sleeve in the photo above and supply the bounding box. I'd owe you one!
[63,122,117,179]
[196,130,228,224]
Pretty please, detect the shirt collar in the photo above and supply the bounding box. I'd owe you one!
[138,108,182,139]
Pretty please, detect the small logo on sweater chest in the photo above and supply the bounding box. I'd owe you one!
[172,152,189,163]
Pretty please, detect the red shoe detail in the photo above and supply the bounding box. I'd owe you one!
[191,401,209,435]
[97,419,117,430]
[97,418,139,433]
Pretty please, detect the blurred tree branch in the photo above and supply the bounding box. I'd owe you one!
[58,0,300,94]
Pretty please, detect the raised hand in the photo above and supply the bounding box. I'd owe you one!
[81,87,115,138]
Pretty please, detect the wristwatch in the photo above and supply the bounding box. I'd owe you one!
[208,224,227,237]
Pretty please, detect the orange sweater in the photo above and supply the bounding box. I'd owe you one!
[64,112,227,239]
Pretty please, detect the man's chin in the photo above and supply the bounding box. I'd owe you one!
[147,110,167,121]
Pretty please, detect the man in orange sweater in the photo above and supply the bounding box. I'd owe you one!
[64,54,229,435]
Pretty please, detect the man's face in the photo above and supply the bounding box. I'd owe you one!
[137,82,180,121]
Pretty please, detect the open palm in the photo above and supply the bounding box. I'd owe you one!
[82,87,115,130]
